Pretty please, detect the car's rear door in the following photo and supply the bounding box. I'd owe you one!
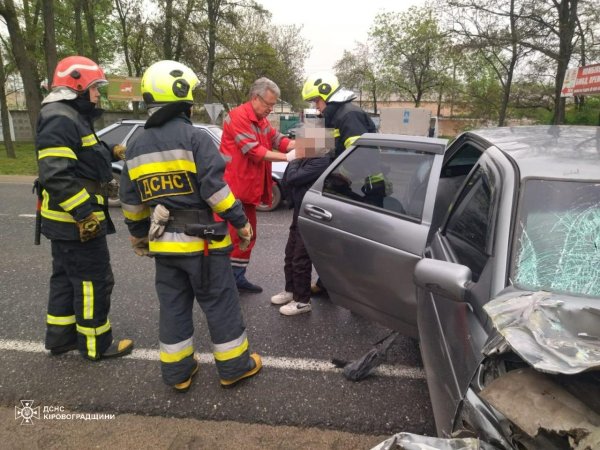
[299,134,447,337]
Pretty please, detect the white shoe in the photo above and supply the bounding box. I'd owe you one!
[279,301,312,316]
[271,290,294,305]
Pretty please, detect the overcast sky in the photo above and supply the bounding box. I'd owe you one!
[257,0,428,75]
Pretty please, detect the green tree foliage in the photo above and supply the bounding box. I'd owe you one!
[370,6,448,107]
[333,43,380,113]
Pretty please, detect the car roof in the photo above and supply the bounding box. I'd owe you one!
[466,125,600,181]
[117,118,219,131]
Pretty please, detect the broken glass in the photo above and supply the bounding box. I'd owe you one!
[512,180,600,297]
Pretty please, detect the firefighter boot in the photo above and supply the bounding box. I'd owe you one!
[220,353,262,387]
[232,267,263,294]
[174,357,200,393]
[100,338,134,359]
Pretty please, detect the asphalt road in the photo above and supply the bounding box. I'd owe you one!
[0,177,434,449]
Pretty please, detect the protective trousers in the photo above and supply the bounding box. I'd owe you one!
[228,203,257,270]
[46,237,114,359]
[283,214,312,303]
[155,253,253,386]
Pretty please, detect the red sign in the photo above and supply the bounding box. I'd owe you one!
[561,63,600,97]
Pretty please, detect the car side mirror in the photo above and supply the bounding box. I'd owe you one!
[414,258,473,302]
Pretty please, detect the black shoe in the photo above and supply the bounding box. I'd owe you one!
[310,283,328,297]
[237,278,263,294]
[49,342,78,355]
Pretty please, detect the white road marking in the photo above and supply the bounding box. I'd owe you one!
[18,214,37,218]
[0,339,426,380]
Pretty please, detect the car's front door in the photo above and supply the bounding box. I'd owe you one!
[299,135,447,336]
[418,149,515,436]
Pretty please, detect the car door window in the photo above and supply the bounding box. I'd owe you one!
[323,145,435,221]
[443,166,495,281]
[99,124,136,148]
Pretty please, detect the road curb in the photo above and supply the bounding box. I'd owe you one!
[0,175,37,183]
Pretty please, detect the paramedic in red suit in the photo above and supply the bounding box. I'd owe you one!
[220,77,297,293]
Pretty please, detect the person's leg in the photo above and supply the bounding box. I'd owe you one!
[230,203,262,293]
[45,240,78,354]
[280,217,312,316]
[155,256,197,388]
[271,221,295,305]
[62,238,131,360]
[192,253,261,385]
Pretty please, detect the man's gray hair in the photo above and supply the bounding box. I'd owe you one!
[249,77,280,99]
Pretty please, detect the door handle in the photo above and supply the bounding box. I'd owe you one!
[304,204,333,221]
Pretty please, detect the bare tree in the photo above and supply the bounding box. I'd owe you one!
[0,0,42,134]
[42,0,57,86]
[518,0,579,124]
[81,0,99,62]
[0,44,15,158]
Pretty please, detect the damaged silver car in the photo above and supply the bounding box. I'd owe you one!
[299,126,600,449]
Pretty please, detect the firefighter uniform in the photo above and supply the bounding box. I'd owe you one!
[120,60,260,389]
[324,100,378,158]
[37,83,120,360]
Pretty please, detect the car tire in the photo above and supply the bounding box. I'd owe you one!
[108,170,121,208]
[257,180,282,212]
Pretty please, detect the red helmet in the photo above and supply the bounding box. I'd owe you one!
[51,56,107,92]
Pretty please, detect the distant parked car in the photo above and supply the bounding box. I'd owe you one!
[97,119,286,211]
[300,126,600,449]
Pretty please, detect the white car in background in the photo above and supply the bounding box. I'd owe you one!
[97,119,287,211]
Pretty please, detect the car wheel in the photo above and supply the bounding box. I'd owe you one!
[257,180,282,212]
[108,170,121,208]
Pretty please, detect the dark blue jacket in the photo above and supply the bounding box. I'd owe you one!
[283,156,331,217]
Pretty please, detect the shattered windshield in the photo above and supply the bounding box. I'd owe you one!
[512,179,600,297]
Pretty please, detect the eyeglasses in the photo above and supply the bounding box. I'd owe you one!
[257,94,277,109]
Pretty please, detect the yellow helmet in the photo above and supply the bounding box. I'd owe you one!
[141,60,200,106]
[302,72,340,102]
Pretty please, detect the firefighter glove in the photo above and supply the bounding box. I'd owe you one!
[76,213,101,242]
[237,222,253,251]
[112,144,127,160]
[149,204,170,241]
[285,149,297,162]
[130,235,150,256]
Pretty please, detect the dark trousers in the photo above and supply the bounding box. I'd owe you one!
[155,253,252,385]
[283,214,312,303]
[46,237,114,359]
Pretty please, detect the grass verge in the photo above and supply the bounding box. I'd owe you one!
[0,142,38,175]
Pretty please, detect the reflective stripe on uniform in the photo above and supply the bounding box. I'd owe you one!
[82,281,94,320]
[213,332,249,362]
[38,147,77,160]
[76,320,111,359]
[344,135,360,149]
[207,186,235,213]
[230,257,249,268]
[126,149,196,180]
[81,134,98,147]
[234,132,254,144]
[121,202,151,221]
[160,338,194,363]
[41,191,105,223]
[149,231,232,254]
[241,141,259,154]
[272,132,283,148]
[59,188,90,212]
[333,129,341,138]
[47,314,76,326]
